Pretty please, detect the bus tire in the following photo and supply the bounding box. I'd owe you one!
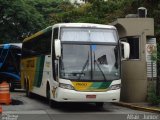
[46,83,51,104]
[95,102,104,108]
[46,83,59,108]
[26,80,32,98]
[24,80,27,90]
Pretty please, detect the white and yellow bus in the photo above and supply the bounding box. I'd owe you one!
[21,23,129,107]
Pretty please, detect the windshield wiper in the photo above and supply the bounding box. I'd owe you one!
[78,52,89,80]
[93,52,107,81]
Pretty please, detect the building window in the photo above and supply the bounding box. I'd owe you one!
[121,37,140,60]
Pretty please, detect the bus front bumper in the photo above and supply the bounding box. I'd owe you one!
[53,88,120,102]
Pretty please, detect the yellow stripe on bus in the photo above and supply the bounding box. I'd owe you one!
[23,31,43,42]
[72,82,92,91]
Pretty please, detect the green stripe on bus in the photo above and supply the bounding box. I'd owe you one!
[34,56,45,87]
[99,82,111,89]
[89,82,112,89]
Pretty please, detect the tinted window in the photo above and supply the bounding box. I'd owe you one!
[22,30,52,58]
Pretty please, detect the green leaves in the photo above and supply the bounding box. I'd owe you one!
[0,0,45,42]
[0,0,160,43]
[0,0,142,42]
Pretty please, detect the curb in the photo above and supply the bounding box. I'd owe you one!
[112,102,160,113]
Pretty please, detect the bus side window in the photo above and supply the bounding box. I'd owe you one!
[52,28,58,81]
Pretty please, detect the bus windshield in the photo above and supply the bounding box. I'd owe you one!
[60,44,120,81]
[0,45,21,81]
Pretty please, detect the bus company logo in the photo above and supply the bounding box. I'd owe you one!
[76,82,88,86]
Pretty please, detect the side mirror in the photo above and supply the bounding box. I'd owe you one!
[121,42,130,60]
[55,39,61,59]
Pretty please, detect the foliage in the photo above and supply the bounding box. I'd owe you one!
[148,90,160,105]
[151,50,157,62]
[25,0,69,25]
[148,82,160,105]
[1,0,160,43]
[47,0,133,24]
[0,0,46,43]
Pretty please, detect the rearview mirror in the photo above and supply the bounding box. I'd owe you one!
[121,42,130,60]
[54,39,61,59]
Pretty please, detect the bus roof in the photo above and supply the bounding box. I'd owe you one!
[53,23,116,29]
[23,23,116,42]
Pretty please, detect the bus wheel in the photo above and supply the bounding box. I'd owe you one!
[26,81,32,98]
[46,84,51,104]
[46,84,58,108]
[95,102,104,108]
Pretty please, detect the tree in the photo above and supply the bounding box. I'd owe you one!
[1,0,160,44]
[25,0,72,24]
[48,0,132,24]
[0,0,46,43]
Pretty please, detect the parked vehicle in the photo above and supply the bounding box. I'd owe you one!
[0,43,22,91]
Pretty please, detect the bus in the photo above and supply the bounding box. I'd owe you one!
[21,23,129,107]
[0,43,22,91]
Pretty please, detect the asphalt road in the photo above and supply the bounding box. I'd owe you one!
[1,90,160,120]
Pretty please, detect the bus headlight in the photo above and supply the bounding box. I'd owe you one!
[59,83,74,90]
[109,84,121,90]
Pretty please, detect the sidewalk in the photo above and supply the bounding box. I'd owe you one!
[112,102,160,113]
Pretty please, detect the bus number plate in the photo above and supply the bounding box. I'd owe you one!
[86,95,96,99]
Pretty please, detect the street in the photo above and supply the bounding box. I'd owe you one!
[1,90,159,120]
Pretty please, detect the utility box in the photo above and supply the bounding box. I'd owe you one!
[111,17,156,102]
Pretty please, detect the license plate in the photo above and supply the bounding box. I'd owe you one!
[86,95,96,99]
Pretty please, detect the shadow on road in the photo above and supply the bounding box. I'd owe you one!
[28,93,112,113]
[51,102,111,113]
[11,99,24,105]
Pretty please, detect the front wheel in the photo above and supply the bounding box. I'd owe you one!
[46,85,51,104]
[46,84,59,108]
